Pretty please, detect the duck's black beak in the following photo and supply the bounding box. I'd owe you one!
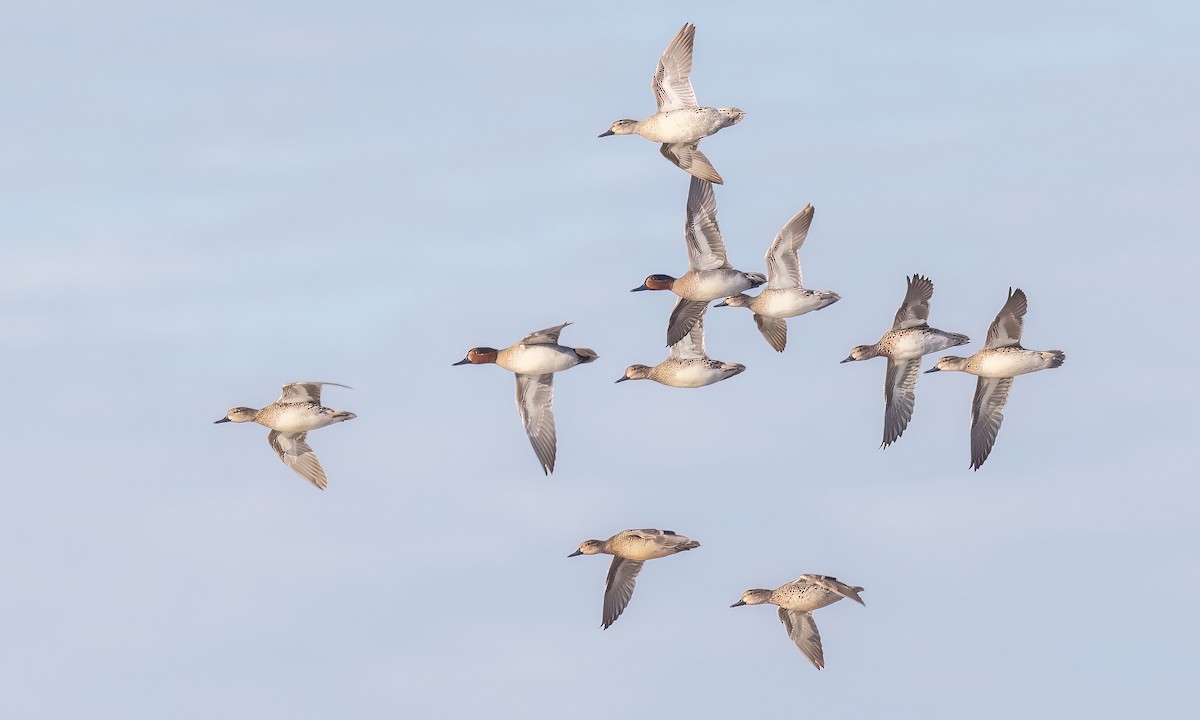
[213,417,231,424]
[839,356,855,364]
[924,367,941,374]
[630,283,649,292]
[614,376,629,383]
[730,600,746,608]
[452,357,472,366]
[568,550,583,558]
[598,129,614,138]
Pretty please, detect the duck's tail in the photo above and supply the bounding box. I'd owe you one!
[1044,350,1066,368]
[575,348,599,363]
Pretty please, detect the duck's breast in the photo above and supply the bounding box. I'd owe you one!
[753,289,823,318]
[654,360,726,388]
[680,270,752,301]
[974,349,1048,378]
[499,344,580,375]
[637,108,719,143]
[259,404,332,432]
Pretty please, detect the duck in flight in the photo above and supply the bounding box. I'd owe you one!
[569,528,700,629]
[924,288,1065,470]
[731,574,865,670]
[454,322,597,475]
[840,274,970,447]
[715,204,840,352]
[632,177,765,347]
[600,23,744,184]
[214,381,356,490]
[616,309,744,388]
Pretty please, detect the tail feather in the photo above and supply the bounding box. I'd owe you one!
[575,348,599,363]
[1045,350,1066,368]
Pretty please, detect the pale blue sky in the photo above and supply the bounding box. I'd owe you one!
[2,1,1198,717]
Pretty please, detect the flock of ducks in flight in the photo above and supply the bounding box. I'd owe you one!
[214,23,1066,669]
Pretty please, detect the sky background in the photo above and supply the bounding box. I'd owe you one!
[2,1,1198,717]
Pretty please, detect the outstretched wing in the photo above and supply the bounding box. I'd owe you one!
[985,288,1027,349]
[661,143,724,185]
[882,358,921,447]
[277,381,351,405]
[515,374,557,474]
[754,314,788,352]
[779,609,825,669]
[603,557,645,629]
[652,23,698,112]
[682,175,728,270]
[971,377,1013,470]
[668,311,709,360]
[891,274,934,330]
[765,205,814,290]
[520,322,572,346]
[667,298,710,347]
[267,430,327,489]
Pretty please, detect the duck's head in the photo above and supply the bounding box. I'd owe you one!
[715,294,751,308]
[615,365,653,383]
[925,356,968,373]
[599,119,638,137]
[631,274,676,292]
[568,539,605,557]
[214,407,257,424]
[453,347,499,366]
[730,588,772,607]
[840,345,877,363]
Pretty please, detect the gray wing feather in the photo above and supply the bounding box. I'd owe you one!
[985,288,1027,349]
[652,23,697,112]
[667,298,710,347]
[668,312,709,360]
[779,609,825,669]
[662,143,724,186]
[267,430,327,489]
[765,205,813,290]
[521,322,571,346]
[603,557,645,629]
[891,274,934,330]
[971,376,1013,470]
[277,381,351,405]
[682,176,728,270]
[882,358,920,447]
[515,374,557,474]
[754,314,787,352]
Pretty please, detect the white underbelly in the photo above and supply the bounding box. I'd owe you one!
[681,270,751,301]
[500,345,577,375]
[754,290,821,318]
[888,332,933,360]
[637,109,718,143]
[975,352,1044,378]
[655,361,725,388]
[264,406,330,432]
